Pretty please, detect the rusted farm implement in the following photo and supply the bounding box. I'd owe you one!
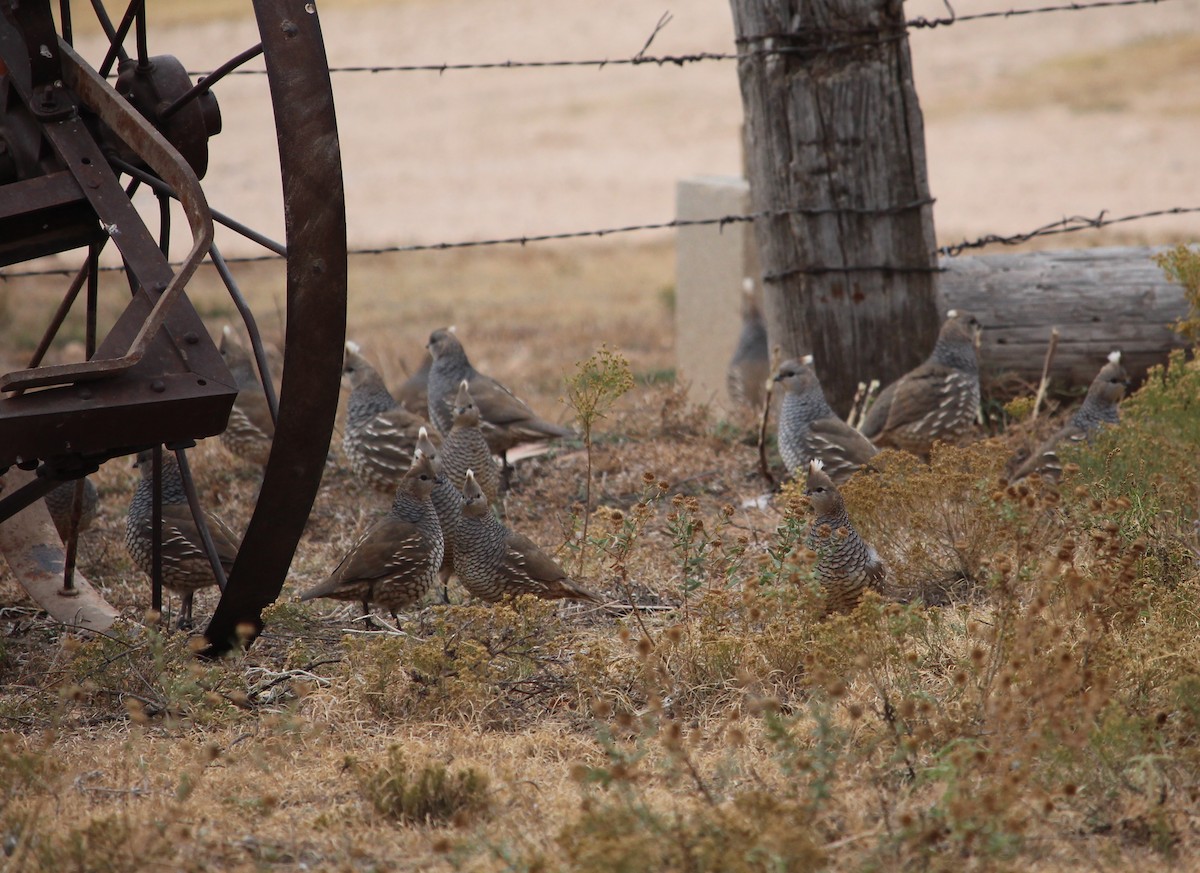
[0,0,346,655]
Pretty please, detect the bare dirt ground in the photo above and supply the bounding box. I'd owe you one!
[55,0,1200,261]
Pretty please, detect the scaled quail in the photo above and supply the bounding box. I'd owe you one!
[726,282,770,412]
[775,356,878,484]
[218,325,275,467]
[454,469,600,604]
[300,450,444,618]
[416,426,463,593]
[426,327,574,460]
[439,380,502,510]
[125,449,241,629]
[1011,350,1128,483]
[395,350,432,414]
[804,460,887,614]
[861,309,982,455]
[343,341,437,493]
[44,477,99,541]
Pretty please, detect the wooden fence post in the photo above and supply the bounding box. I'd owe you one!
[729,0,941,414]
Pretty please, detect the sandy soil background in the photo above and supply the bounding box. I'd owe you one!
[64,0,1200,260]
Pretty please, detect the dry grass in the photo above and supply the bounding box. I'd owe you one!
[3,244,1200,870]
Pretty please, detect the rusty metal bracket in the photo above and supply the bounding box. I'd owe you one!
[1,38,214,392]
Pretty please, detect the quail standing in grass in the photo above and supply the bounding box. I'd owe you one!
[416,426,463,595]
[726,282,770,412]
[440,380,502,510]
[426,327,574,460]
[860,309,982,456]
[218,325,276,467]
[454,469,600,604]
[300,451,443,618]
[343,341,437,493]
[44,478,99,541]
[804,460,887,614]
[1011,351,1128,483]
[125,449,241,629]
[776,356,878,484]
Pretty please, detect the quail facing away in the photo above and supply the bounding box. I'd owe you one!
[219,325,276,467]
[125,450,241,629]
[343,341,437,493]
[395,350,432,414]
[426,327,574,459]
[455,469,600,604]
[439,380,502,510]
[416,426,463,592]
[44,478,99,541]
[804,460,887,614]
[300,451,444,618]
[861,309,982,455]
[1011,350,1128,483]
[776,356,878,484]
[726,282,770,411]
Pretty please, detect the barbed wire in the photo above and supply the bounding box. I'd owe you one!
[186,0,1168,78]
[3,203,1196,281]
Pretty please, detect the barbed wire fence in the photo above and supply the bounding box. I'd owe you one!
[1,0,1192,282]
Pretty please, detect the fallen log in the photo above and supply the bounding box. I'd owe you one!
[940,246,1190,388]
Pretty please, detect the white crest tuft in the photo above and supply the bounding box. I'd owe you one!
[345,340,361,354]
[1108,350,1121,364]
[418,426,428,438]
[742,277,754,293]
[800,354,814,365]
[946,309,959,318]
[222,324,234,337]
[448,324,457,334]
[465,468,476,480]
[460,379,470,390]
[809,459,825,473]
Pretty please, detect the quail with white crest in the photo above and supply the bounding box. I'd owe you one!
[439,380,502,510]
[776,356,878,484]
[804,460,887,614]
[861,309,982,455]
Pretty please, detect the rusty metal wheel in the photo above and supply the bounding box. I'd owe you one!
[0,0,347,655]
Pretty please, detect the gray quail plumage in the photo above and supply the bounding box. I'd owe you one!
[395,350,432,414]
[861,309,982,455]
[300,451,444,618]
[804,460,887,614]
[426,327,574,459]
[455,469,600,604]
[125,450,241,629]
[439,380,502,510]
[776,356,878,484]
[44,478,99,541]
[1011,351,1128,483]
[416,426,463,591]
[219,325,276,467]
[727,282,770,411]
[343,341,437,493]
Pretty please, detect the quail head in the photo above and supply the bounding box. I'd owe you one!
[861,309,982,455]
[454,469,600,604]
[1011,350,1127,483]
[803,460,887,614]
[342,340,437,493]
[125,449,241,629]
[775,355,878,484]
[426,327,574,460]
[218,325,276,467]
[300,450,443,618]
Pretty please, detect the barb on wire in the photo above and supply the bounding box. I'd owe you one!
[187,0,1169,77]
[5,203,1198,281]
[937,206,1200,257]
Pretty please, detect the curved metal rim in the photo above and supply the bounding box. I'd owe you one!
[201,0,348,656]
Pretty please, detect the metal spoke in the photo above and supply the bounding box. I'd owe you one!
[59,0,73,45]
[88,0,127,67]
[135,2,149,70]
[174,447,228,593]
[97,0,142,78]
[157,191,171,256]
[110,157,286,256]
[151,446,163,615]
[209,244,280,425]
[162,43,264,121]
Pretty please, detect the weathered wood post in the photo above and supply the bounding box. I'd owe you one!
[729,0,942,414]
